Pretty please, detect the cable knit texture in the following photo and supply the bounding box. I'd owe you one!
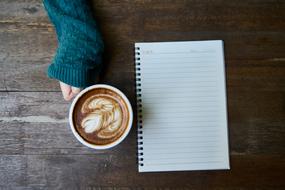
[43,0,104,88]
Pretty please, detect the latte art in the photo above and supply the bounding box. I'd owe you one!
[72,87,130,145]
[81,97,123,138]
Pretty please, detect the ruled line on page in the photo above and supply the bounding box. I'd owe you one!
[141,75,217,79]
[142,110,217,116]
[142,66,217,70]
[143,150,223,155]
[144,97,217,104]
[142,96,219,101]
[142,126,221,131]
[142,126,222,130]
[142,128,221,134]
[142,146,222,152]
[142,56,216,60]
[143,103,220,107]
[140,70,218,75]
[142,110,220,115]
[144,154,223,159]
[142,117,221,121]
[142,87,217,91]
[143,154,223,160]
[142,136,221,141]
[142,91,217,95]
[141,144,221,150]
[142,51,215,55]
[143,114,220,119]
[142,93,219,98]
[142,101,219,106]
[144,161,223,166]
[143,110,219,114]
[141,81,218,85]
[141,61,216,64]
[142,63,216,68]
[143,137,220,142]
[141,77,218,81]
[143,157,224,164]
[143,114,221,120]
[140,79,218,83]
[141,130,221,136]
[143,90,218,95]
[144,119,219,123]
[143,156,223,162]
[141,140,221,145]
[140,80,217,87]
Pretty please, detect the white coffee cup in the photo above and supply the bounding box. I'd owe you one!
[69,84,133,150]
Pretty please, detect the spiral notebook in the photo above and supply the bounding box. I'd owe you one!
[135,40,230,172]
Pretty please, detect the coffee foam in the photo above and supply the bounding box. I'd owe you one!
[81,96,123,137]
[73,88,129,145]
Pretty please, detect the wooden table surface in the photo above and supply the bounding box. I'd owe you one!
[0,0,285,189]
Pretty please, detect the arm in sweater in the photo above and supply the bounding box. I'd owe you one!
[43,0,104,88]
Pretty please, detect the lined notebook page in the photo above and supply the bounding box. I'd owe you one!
[135,40,230,172]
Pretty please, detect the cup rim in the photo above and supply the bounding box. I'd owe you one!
[69,84,133,150]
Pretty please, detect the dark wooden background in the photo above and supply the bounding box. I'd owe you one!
[0,0,284,189]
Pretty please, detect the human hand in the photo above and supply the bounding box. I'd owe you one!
[59,81,81,101]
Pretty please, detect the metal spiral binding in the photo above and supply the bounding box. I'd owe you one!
[135,46,144,167]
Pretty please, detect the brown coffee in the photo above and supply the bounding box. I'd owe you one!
[72,88,130,145]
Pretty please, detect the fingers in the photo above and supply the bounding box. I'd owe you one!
[59,81,82,101]
[71,86,81,97]
[59,82,73,101]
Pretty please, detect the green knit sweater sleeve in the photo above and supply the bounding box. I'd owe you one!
[43,0,104,88]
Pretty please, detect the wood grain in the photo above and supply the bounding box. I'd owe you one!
[0,155,284,189]
[0,0,284,189]
[0,155,26,187]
